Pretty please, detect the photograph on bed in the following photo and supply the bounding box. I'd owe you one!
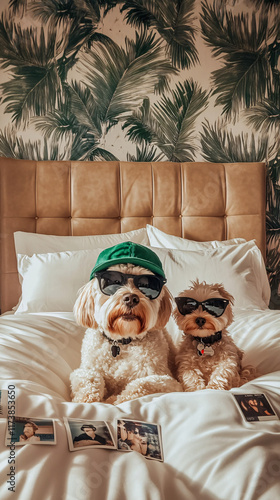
[233,393,279,422]
[64,418,116,451]
[0,390,7,418]
[5,417,56,446]
[117,419,163,461]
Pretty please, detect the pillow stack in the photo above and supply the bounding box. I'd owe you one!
[13,225,270,314]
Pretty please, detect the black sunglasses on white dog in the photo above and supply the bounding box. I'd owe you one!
[94,270,166,300]
[175,297,229,317]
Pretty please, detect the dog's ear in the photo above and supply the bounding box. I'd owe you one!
[154,286,173,330]
[74,281,98,329]
[213,284,234,305]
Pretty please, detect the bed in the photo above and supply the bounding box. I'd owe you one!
[0,158,279,500]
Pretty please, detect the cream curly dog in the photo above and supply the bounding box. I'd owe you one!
[174,280,258,391]
[70,242,182,404]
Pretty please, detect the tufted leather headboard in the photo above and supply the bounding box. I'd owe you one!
[0,158,266,313]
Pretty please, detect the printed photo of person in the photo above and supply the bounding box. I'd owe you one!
[0,389,8,417]
[5,416,56,445]
[233,393,278,421]
[117,419,163,461]
[20,421,41,443]
[64,418,116,451]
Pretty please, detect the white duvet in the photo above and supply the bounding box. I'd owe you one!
[0,308,279,500]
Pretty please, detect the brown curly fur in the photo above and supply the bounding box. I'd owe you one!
[174,280,258,391]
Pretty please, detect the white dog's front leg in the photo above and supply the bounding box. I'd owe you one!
[70,368,105,403]
[113,374,182,405]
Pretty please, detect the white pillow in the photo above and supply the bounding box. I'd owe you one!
[146,225,270,309]
[152,243,270,310]
[16,249,101,313]
[15,242,270,314]
[146,224,246,250]
[14,227,149,257]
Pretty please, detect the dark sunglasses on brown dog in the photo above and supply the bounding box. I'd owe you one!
[175,297,229,317]
[94,270,166,300]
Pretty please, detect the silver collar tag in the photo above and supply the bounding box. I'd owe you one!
[196,342,214,357]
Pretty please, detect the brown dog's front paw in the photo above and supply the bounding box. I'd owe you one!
[206,381,228,390]
[113,393,137,405]
[105,395,117,405]
[183,382,206,392]
[181,371,206,392]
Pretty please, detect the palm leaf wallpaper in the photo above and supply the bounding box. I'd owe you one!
[0,0,279,307]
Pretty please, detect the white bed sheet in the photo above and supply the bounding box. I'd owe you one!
[0,309,279,500]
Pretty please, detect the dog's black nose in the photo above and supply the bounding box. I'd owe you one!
[195,317,206,327]
[122,293,140,308]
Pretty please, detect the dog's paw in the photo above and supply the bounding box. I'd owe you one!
[113,393,138,405]
[206,381,228,390]
[72,391,101,403]
[183,382,206,392]
[180,371,206,391]
[104,395,118,405]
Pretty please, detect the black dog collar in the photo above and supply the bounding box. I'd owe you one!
[102,332,132,357]
[194,331,222,346]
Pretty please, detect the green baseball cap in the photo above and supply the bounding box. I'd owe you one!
[90,241,166,280]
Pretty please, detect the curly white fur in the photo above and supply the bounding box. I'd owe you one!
[70,263,182,404]
[174,280,258,391]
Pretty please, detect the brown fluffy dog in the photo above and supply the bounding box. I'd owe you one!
[174,280,258,391]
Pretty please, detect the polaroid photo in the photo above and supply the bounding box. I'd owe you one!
[5,416,56,446]
[233,393,279,422]
[0,390,8,418]
[64,418,116,451]
[117,419,163,462]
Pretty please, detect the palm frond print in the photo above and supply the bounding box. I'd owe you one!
[123,80,208,161]
[127,143,164,162]
[249,0,280,11]
[0,125,71,160]
[121,0,199,69]
[153,80,208,161]
[200,0,276,117]
[200,119,271,163]
[0,16,64,125]
[122,98,158,145]
[245,76,280,142]
[79,30,177,127]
